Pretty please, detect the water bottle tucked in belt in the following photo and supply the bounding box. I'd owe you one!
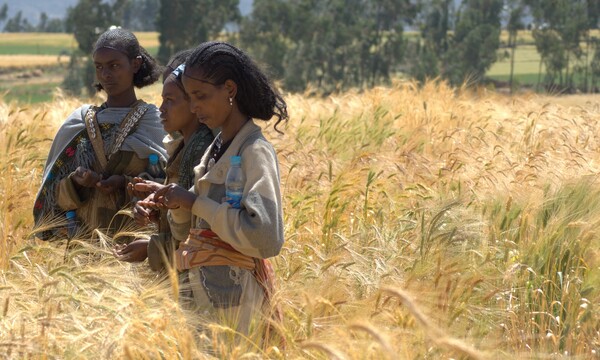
[66,210,77,239]
[146,153,165,179]
[225,156,244,208]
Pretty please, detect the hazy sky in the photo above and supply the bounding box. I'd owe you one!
[2,0,253,26]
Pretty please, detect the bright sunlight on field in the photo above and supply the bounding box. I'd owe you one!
[1,82,600,358]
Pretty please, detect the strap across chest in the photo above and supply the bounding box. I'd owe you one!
[84,102,148,170]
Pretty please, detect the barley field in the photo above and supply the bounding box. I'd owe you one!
[1,81,600,359]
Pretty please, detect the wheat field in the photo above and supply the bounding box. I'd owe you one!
[1,82,600,359]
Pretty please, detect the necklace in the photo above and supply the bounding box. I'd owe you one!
[207,135,223,171]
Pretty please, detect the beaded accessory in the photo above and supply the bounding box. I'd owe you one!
[107,103,148,157]
[207,135,223,171]
[84,101,148,169]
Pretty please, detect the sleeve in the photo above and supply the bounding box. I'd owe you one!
[147,234,166,271]
[56,172,91,210]
[188,140,284,259]
[168,210,192,243]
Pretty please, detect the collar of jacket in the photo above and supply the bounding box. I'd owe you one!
[198,120,261,185]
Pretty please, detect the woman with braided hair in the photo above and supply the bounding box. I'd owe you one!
[33,27,166,241]
[134,41,287,338]
[114,49,214,270]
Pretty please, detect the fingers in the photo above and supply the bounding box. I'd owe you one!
[96,175,126,194]
[134,180,164,193]
[113,239,149,262]
[132,203,151,225]
[112,244,130,260]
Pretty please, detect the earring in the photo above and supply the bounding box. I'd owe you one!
[229,97,233,106]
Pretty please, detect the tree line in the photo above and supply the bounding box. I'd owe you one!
[3,0,600,94]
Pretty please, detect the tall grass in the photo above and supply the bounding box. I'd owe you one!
[1,81,600,358]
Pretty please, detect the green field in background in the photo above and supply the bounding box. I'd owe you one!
[0,81,61,103]
[0,31,594,103]
[0,33,77,55]
[0,32,159,55]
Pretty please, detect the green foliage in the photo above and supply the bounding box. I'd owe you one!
[61,54,85,96]
[442,0,503,85]
[65,0,114,53]
[409,0,452,81]
[241,0,416,93]
[37,13,65,33]
[61,52,96,97]
[526,0,590,90]
[156,0,240,64]
[118,0,159,31]
[0,3,7,22]
[3,11,34,32]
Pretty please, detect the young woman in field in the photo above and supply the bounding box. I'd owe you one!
[32,27,167,241]
[134,41,287,336]
[113,50,215,270]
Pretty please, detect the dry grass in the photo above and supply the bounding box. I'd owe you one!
[0,55,69,69]
[1,81,600,358]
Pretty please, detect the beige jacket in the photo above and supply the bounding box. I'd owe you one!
[169,120,284,259]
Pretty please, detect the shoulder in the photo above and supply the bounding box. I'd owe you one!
[71,104,93,119]
[136,102,162,127]
[239,123,268,150]
[61,104,92,128]
[240,136,277,163]
[187,127,214,157]
[141,103,160,118]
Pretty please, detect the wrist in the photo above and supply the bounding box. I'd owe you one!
[182,192,197,210]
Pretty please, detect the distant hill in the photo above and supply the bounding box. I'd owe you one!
[3,0,78,25]
[2,0,254,27]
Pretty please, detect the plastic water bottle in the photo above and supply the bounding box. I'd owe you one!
[66,210,77,239]
[226,156,244,208]
[147,153,165,179]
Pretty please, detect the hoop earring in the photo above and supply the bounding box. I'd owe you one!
[229,97,233,106]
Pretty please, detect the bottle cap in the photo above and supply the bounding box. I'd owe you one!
[66,210,77,219]
[230,155,241,166]
[148,153,159,165]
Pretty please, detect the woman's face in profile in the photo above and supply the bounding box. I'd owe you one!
[159,77,196,134]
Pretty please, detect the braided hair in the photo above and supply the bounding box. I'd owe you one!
[93,28,161,91]
[163,49,193,99]
[185,41,288,133]
[164,48,194,78]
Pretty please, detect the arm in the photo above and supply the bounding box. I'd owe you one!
[56,167,101,210]
[188,141,284,259]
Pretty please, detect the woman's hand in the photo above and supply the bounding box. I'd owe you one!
[132,195,160,226]
[71,166,102,188]
[96,174,126,194]
[113,239,149,262]
[137,182,196,210]
[127,177,160,199]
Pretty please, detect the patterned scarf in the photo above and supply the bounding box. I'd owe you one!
[33,102,166,240]
[177,125,214,190]
[33,122,117,239]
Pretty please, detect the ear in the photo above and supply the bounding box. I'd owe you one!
[224,79,237,99]
[132,56,143,74]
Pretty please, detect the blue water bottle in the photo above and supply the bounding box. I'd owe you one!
[226,156,244,208]
[147,153,165,179]
[66,210,77,239]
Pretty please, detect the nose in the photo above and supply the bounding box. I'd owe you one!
[189,100,199,115]
[101,67,111,79]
